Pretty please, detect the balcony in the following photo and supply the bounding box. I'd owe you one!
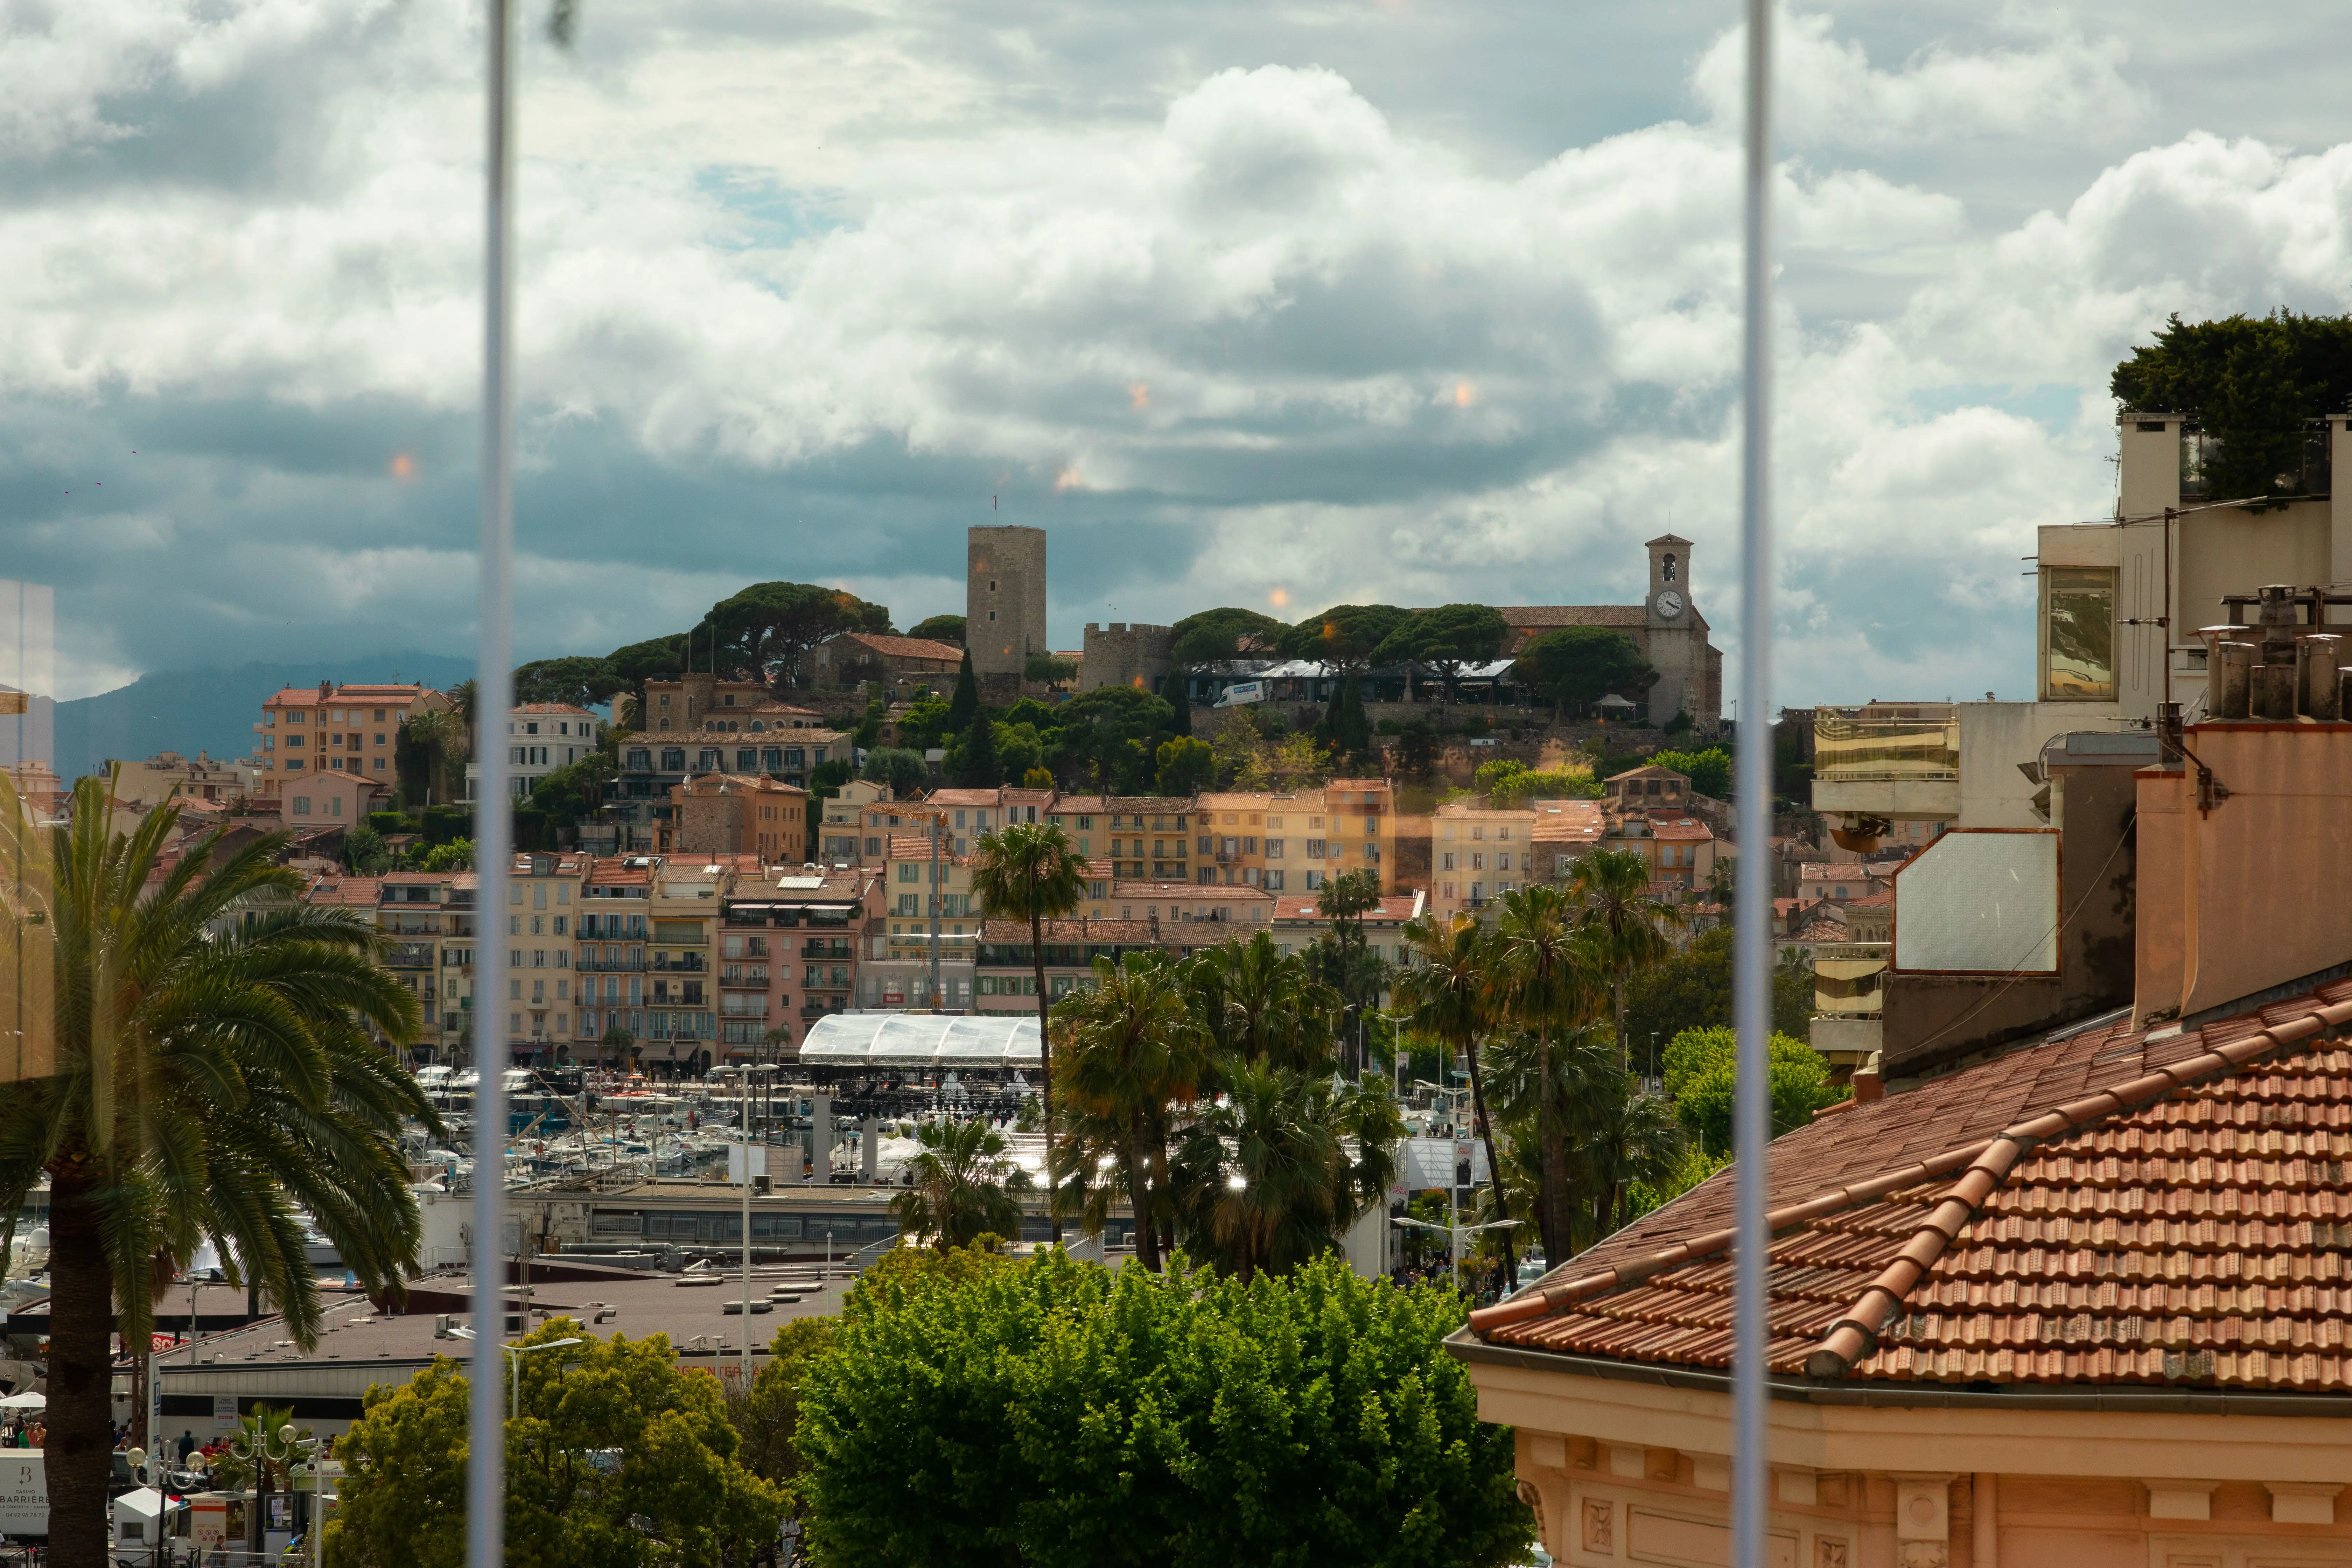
[577,954,645,973]
[1810,706,1961,824]
[649,954,706,973]
[385,941,436,969]
[801,941,852,960]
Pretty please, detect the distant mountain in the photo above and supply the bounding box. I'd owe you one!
[53,653,479,780]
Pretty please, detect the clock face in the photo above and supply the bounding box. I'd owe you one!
[1656,590,1685,620]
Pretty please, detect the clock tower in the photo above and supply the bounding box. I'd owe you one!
[1646,533,1692,623]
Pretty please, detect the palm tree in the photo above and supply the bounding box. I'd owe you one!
[1049,953,1210,1269]
[1486,882,1606,1267]
[1170,1060,1402,1282]
[1482,1024,1685,1251]
[1570,846,1686,1065]
[1393,911,1514,1285]
[400,707,461,805]
[0,775,433,1568]
[1178,930,1338,1071]
[968,821,1089,1242]
[887,1118,1023,1252]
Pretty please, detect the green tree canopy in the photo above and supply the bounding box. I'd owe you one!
[2109,311,2352,503]
[530,751,615,831]
[907,612,966,644]
[797,1251,1528,1568]
[513,656,623,709]
[895,696,957,752]
[1278,604,1410,672]
[330,1321,786,1568]
[1650,746,1731,799]
[953,711,1003,788]
[1156,666,1193,736]
[1155,735,1215,794]
[1622,926,1812,1060]
[1659,1025,1846,1154]
[995,721,1045,782]
[710,581,894,692]
[1374,604,1510,699]
[606,633,688,701]
[1515,626,1657,718]
[861,747,928,797]
[1024,653,1079,691]
[1169,605,1287,667]
[1047,684,1174,790]
[889,1120,1025,1251]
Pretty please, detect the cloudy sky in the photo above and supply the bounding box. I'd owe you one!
[7,0,2352,704]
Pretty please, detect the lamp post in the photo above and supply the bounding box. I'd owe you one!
[228,1418,310,1560]
[443,1327,586,1419]
[1391,1214,1522,1295]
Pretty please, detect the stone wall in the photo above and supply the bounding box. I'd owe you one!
[1082,622,1175,692]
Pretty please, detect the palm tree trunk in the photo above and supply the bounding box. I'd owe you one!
[1032,908,1059,1244]
[1535,1024,1574,1266]
[1459,1034,1516,1287]
[46,1157,112,1568]
[1613,975,1629,1070]
[1125,1116,1160,1272]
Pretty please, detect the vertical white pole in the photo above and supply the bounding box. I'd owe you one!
[1731,5,1774,1568]
[469,1,517,1566]
[741,1069,753,1390]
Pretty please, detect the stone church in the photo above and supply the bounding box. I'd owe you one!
[1495,533,1723,730]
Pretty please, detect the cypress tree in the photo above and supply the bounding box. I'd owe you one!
[948,648,980,730]
[1157,667,1192,738]
[955,713,1002,788]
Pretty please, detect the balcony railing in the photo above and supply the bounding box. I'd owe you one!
[385,941,436,968]
[649,954,706,973]
[1812,709,1960,783]
[576,954,645,972]
[801,941,852,959]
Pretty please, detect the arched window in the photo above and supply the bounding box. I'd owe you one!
[750,720,765,733]
[1662,554,1677,583]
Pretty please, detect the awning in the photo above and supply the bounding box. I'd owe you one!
[800,1011,1042,1069]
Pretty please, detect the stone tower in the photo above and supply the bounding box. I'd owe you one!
[1643,532,1702,727]
[967,525,1048,683]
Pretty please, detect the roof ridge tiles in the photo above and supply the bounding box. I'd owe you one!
[1798,996,2352,1378]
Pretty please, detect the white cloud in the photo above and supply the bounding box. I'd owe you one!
[1691,7,2149,152]
[5,0,2352,711]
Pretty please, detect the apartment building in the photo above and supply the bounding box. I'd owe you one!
[1085,794,1195,881]
[637,673,824,732]
[1795,860,1894,906]
[1101,880,1274,930]
[110,750,257,810]
[610,727,847,848]
[818,779,906,867]
[1194,782,1394,894]
[280,768,389,831]
[1428,800,1537,916]
[718,869,881,1063]
[641,860,722,1073]
[368,870,472,1063]
[973,919,1170,1011]
[576,857,653,1064]
[1528,799,1605,879]
[662,773,808,861]
[1270,889,1427,966]
[502,852,592,1066]
[464,703,600,801]
[255,682,446,795]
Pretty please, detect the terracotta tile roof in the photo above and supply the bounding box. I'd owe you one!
[1110,881,1273,902]
[1531,803,1604,843]
[835,632,962,663]
[511,702,597,717]
[1471,983,2352,1392]
[1497,606,1648,629]
[1652,819,1714,841]
[1272,892,1426,923]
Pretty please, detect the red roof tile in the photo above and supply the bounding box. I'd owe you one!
[1472,982,2352,1392]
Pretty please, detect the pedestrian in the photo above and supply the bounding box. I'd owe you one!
[179,1428,196,1463]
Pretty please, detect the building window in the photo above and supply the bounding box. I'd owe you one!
[291,796,310,816]
[2041,566,2116,700]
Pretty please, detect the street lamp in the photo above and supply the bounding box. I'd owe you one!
[442,1327,586,1419]
[1391,1213,1523,1295]
[228,1418,315,1562]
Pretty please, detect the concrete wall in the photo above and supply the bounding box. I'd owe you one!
[1883,760,2137,1080]
[2136,723,2352,1023]
[967,525,1048,680]
[1956,701,2120,827]
[1081,621,1174,692]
